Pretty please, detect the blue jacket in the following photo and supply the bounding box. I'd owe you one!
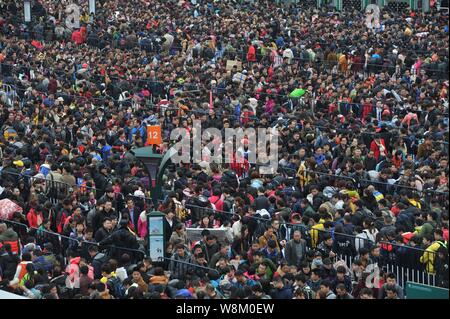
[270,284,293,299]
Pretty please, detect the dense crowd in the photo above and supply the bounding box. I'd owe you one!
[0,0,448,299]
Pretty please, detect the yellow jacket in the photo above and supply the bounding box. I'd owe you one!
[310,223,324,249]
[297,162,313,190]
[420,241,447,274]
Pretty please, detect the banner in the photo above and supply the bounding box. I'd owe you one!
[146,125,162,145]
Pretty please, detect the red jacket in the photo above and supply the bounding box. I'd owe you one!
[27,208,43,228]
[247,45,257,62]
[370,139,386,162]
[209,195,224,211]
[71,28,86,45]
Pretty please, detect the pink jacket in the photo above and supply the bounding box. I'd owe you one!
[137,212,148,239]
[65,257,81,289]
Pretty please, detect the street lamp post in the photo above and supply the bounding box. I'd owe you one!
[129,146,176,208]
[129,146,177,264]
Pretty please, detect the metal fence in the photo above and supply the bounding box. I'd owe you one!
[0,170,446,289]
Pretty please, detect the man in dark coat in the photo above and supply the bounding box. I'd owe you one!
[100,219,139,262]
[270,276,293,299]
[284,230,307,267]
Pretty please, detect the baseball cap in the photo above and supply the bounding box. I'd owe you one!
[13,160,24,167]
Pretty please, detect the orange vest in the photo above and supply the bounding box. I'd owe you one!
[2,240,20,254]
[17,261,30,281]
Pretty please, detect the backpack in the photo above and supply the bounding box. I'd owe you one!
[107,276,125,299]
[360,230,376,250]
[221,170,239,189]
[223,197,235,214]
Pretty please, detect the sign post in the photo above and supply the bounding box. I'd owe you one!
[147,211,166,264]
[24,0,31,22]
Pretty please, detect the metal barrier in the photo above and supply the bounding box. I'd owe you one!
[0,83,16,107]
[0,170,446,288]
[337,253,437,290]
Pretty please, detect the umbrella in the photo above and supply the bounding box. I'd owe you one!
[289,88,306,98]
[0,199,23,220]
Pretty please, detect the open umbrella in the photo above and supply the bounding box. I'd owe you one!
[0,199,23,220]
[289,88,306,98]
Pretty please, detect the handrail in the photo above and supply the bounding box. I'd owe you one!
[0,170,445,257]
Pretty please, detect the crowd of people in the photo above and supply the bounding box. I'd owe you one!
[0,0,449,299]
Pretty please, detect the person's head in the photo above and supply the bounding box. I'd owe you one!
[427,212,437,222]
[336,283,348,297]
[310,269,320,281]
[103,217,112,230]
[422,235,433,246]
[176,244,185,257]
[265,226,274,237]
[75,221,85,233]
[235,270,246,283]
[175,223,185,234]
[253,251,264,264]
[310,185,320,196]
[251,241,260,251]
[385,285,398,299]
[166,211,175,220]
[206,235,216,246]
[83,225,93,239]
[293,230,302,242]
[368,243,380,256]
[272,276,284,289]
[80,265,89,276]
[88,245,99,257]
[127,198,134,208]
[434,229,444,241]
[132,269,142,282]
[257,263,267,276]
[359,287,374,299]
[359,247,370,259]
[49,283,58,296]
[201,215,210,227]
[323,234,333,246]
[386,273,397,286]
[271,219,280,230]
[220,241,230,255]
[336,266,346,280]
[104,201,112,211]
[319,280,332,294]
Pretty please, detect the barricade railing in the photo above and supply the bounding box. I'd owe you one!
[0,170,446,287]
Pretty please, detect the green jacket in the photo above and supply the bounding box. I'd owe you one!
[303,205,316,218]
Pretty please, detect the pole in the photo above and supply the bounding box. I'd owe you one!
[89,0,96,15]
[24,0,31,22]
[209,90,213,111]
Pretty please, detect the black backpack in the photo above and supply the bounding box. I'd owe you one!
[221,170,239,189]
